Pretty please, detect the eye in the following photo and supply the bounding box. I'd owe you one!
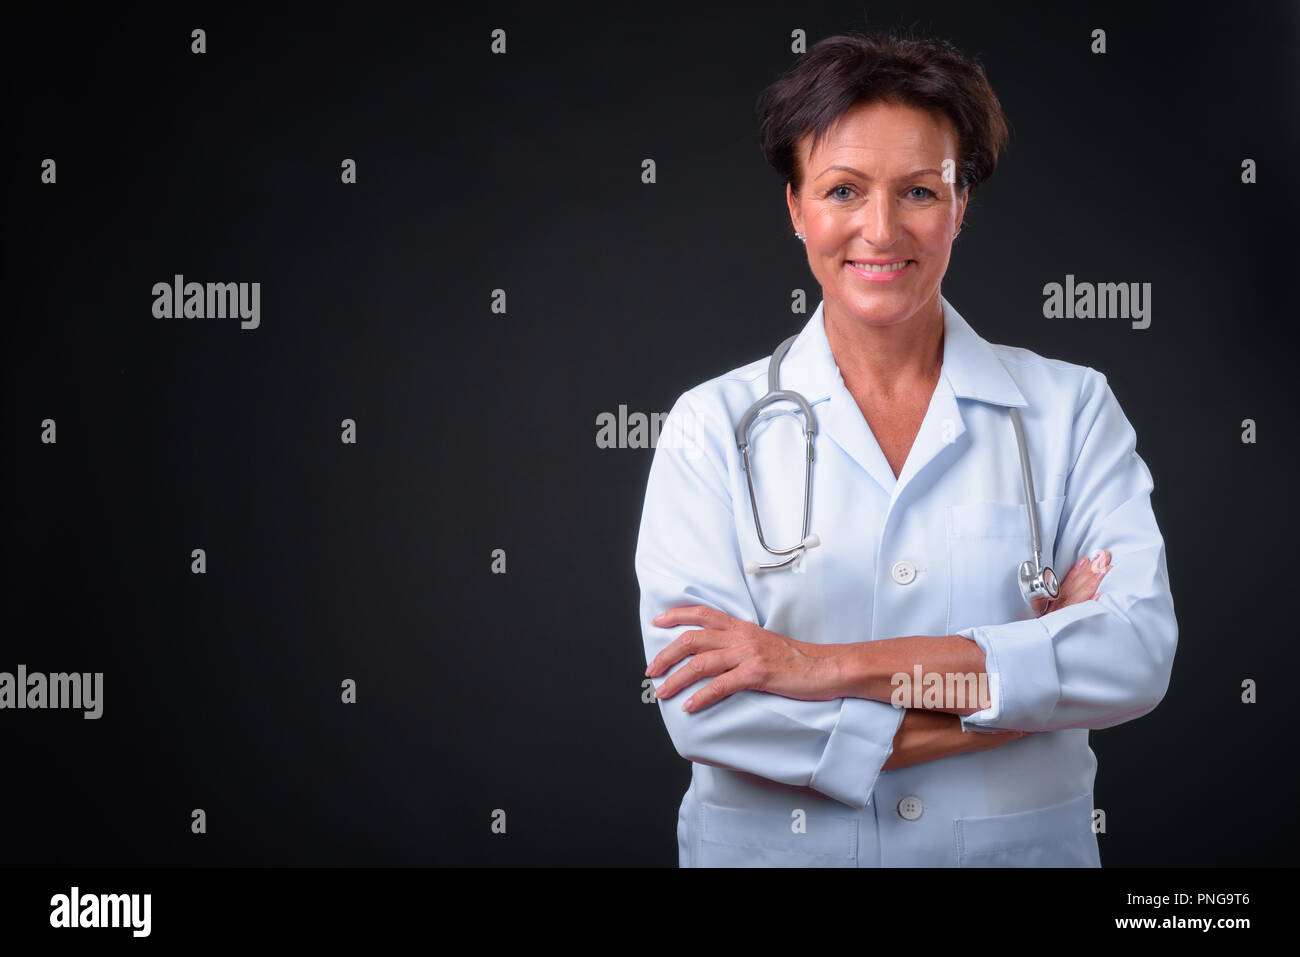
[909,186,938,200]
[829,184,856,201]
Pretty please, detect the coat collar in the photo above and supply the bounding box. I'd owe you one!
[769,295,1027,499]
[775,294,1028,408]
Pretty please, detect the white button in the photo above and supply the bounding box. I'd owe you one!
[891,560,916,585]
[898,796,923,821]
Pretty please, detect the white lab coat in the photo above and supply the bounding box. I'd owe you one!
[635,295,1178,867]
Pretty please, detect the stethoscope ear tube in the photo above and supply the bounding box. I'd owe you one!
[736,335,821,573]
[733,335,817,450]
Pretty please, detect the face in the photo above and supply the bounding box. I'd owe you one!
[786,99,968,333]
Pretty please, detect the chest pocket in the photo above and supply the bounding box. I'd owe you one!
[947,496,1066,634]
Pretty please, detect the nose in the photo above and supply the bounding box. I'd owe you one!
[857,188,901,248]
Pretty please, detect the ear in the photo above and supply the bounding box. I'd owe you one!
[954,185,970,233]
[786,181,802,234]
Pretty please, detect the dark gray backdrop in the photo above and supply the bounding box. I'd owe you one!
[4,1,1297,866]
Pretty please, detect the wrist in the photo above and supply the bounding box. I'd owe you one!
[794,638,845,658]
[825,641,879,700]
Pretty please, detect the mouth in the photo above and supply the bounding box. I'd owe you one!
[846,259,916,279]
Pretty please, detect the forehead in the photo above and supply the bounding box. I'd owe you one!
[801,100,956,170]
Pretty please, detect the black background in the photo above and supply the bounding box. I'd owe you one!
[4,1,1297,867]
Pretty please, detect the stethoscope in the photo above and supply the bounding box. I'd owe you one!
[734,334,1059,610]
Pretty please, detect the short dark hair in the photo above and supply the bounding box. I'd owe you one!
[757,29,1011,197]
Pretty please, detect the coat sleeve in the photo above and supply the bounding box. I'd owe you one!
[956,368,1179,733]
[635,389,903,810]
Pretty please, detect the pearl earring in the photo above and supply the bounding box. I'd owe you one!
[794,232,805,243]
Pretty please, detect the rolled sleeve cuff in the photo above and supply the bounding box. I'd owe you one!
[808,697,904,809]
[956,617,1061,732]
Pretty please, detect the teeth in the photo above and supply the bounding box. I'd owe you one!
[850,260,911,272]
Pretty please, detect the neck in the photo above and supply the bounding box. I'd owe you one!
[824,294,945,400]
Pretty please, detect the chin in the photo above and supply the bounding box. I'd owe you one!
[848,300,934,331]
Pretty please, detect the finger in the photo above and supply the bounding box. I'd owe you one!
[1059,556,1104,604]
[1073,559,1109,599]
[1058,556,1091,592]
[1067,551,1109,583]
[681,669,751,712]
[645,628,733,677]
[1040,558,1086,613]
[1088,549,1111,575]
[654,647,747,700]
[651,605,734,630]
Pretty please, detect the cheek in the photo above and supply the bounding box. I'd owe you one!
[919,230,955,264]
[924,246,952,269]
[920,219,956,246]
[808,225,842,254]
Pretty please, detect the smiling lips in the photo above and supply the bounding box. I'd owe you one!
[846,259,915,280]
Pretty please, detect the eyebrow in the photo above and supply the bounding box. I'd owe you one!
[814,165,942,180]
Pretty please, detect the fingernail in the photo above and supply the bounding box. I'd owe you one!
[652,612,666,623]
[1075,557,1088,569]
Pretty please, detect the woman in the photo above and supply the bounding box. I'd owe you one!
[634,30,1177,867]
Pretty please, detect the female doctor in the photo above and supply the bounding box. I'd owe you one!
[634,30,1178,867]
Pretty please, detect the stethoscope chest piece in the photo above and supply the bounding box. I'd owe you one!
[1019,560,1059,605]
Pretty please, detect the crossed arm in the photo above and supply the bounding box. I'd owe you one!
[645,551,1113,770]
[646,619,1002,771]
[646,550,1110,715]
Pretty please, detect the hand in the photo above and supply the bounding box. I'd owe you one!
[647,606,842,712]
[1030,549,1111,617]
